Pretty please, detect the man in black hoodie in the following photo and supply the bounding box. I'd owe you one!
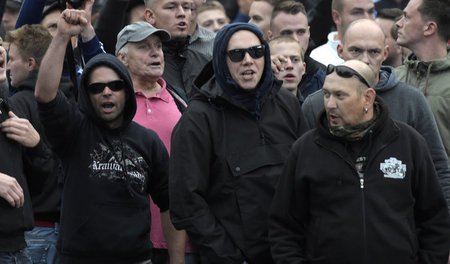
[169,23,307,264]
[35,8,176,264]
[269,60,450,264]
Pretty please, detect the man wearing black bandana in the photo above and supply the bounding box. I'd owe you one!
[169,23,307,264]
[269,60,450,264]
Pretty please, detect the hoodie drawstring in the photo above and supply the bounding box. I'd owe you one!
[423,63,433,96]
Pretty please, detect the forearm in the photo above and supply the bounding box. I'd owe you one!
[35,33,70,103]
[161,210,186,264]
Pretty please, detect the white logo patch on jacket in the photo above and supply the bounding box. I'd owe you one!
[380,157,406,179]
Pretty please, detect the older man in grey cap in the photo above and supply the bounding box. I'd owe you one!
[116,21,191,264]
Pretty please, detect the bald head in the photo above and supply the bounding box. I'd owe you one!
[338,19,389,84]
[341,60,376,89]
[342,19,385,45]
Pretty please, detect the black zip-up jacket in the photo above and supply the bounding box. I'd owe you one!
[169,60,307,264]
[270,98,450,264]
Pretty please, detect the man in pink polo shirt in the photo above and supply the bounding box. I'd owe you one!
[115,21,194,264]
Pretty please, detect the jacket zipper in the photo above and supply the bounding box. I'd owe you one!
[359,172,368,264]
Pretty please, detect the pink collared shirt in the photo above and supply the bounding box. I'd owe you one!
[133,78,194,252]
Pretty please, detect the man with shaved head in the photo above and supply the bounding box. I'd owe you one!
[302,19,450,214]
[270,59,450,264]
[144,0,214,98]
[310,0,375,66]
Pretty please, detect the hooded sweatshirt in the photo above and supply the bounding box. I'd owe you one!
[302,66,450,212]
[395,46,450,159]
[38,53,169,263]
[170,23,306,264]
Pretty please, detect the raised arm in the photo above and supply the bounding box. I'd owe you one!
[35,8,88,103]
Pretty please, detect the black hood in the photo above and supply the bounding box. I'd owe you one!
[78,53,136,130]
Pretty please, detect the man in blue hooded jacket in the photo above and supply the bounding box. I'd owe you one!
[169,23,307,264]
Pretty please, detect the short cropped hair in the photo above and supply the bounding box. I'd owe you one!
[376,8,402,21]
[144,0,154,8]
[199,1,226,14]
[269,36,304,62]
[6,24,52,66]
[332,0,343,13]
[376,8,402,39]
[418,0,450,42]
[253,0,277,5]
[271,1,307,29]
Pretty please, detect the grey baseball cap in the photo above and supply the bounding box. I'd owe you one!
[115,21,171,55]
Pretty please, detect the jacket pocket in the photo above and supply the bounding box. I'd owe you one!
[226,144,290,261]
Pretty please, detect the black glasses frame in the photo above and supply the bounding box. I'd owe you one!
[226,45,265,62]
[87,80,125,94]
[326,64,370,88]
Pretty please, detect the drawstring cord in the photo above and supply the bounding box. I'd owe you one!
[423,63,433,96]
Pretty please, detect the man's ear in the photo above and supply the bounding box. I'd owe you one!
[331,10,340,28]
[382,44,389,62]
[267,30,273,40]
[28,57,37,71]
[423,21,437,37]
[364,88,376,107]
[117,53,128,67]
[337,43,344,59]
[144,8,156,25]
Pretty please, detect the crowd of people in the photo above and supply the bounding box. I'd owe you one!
[0,0,450,263]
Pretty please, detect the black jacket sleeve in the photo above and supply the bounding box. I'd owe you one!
[269,140,308,264]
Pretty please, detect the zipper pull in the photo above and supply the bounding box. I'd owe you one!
[360,178,364,189]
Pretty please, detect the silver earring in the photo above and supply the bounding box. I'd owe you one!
[364,107,368,114]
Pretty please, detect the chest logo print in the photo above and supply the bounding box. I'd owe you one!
[380,157,406,179]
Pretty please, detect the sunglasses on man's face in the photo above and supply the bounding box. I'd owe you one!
[226,45,265,62]
[87,80,125,94]
[326,64,370,88]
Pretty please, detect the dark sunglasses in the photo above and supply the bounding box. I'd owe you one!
[226,45,265,62]
[326,64,370,88]
[87,80,125,94]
